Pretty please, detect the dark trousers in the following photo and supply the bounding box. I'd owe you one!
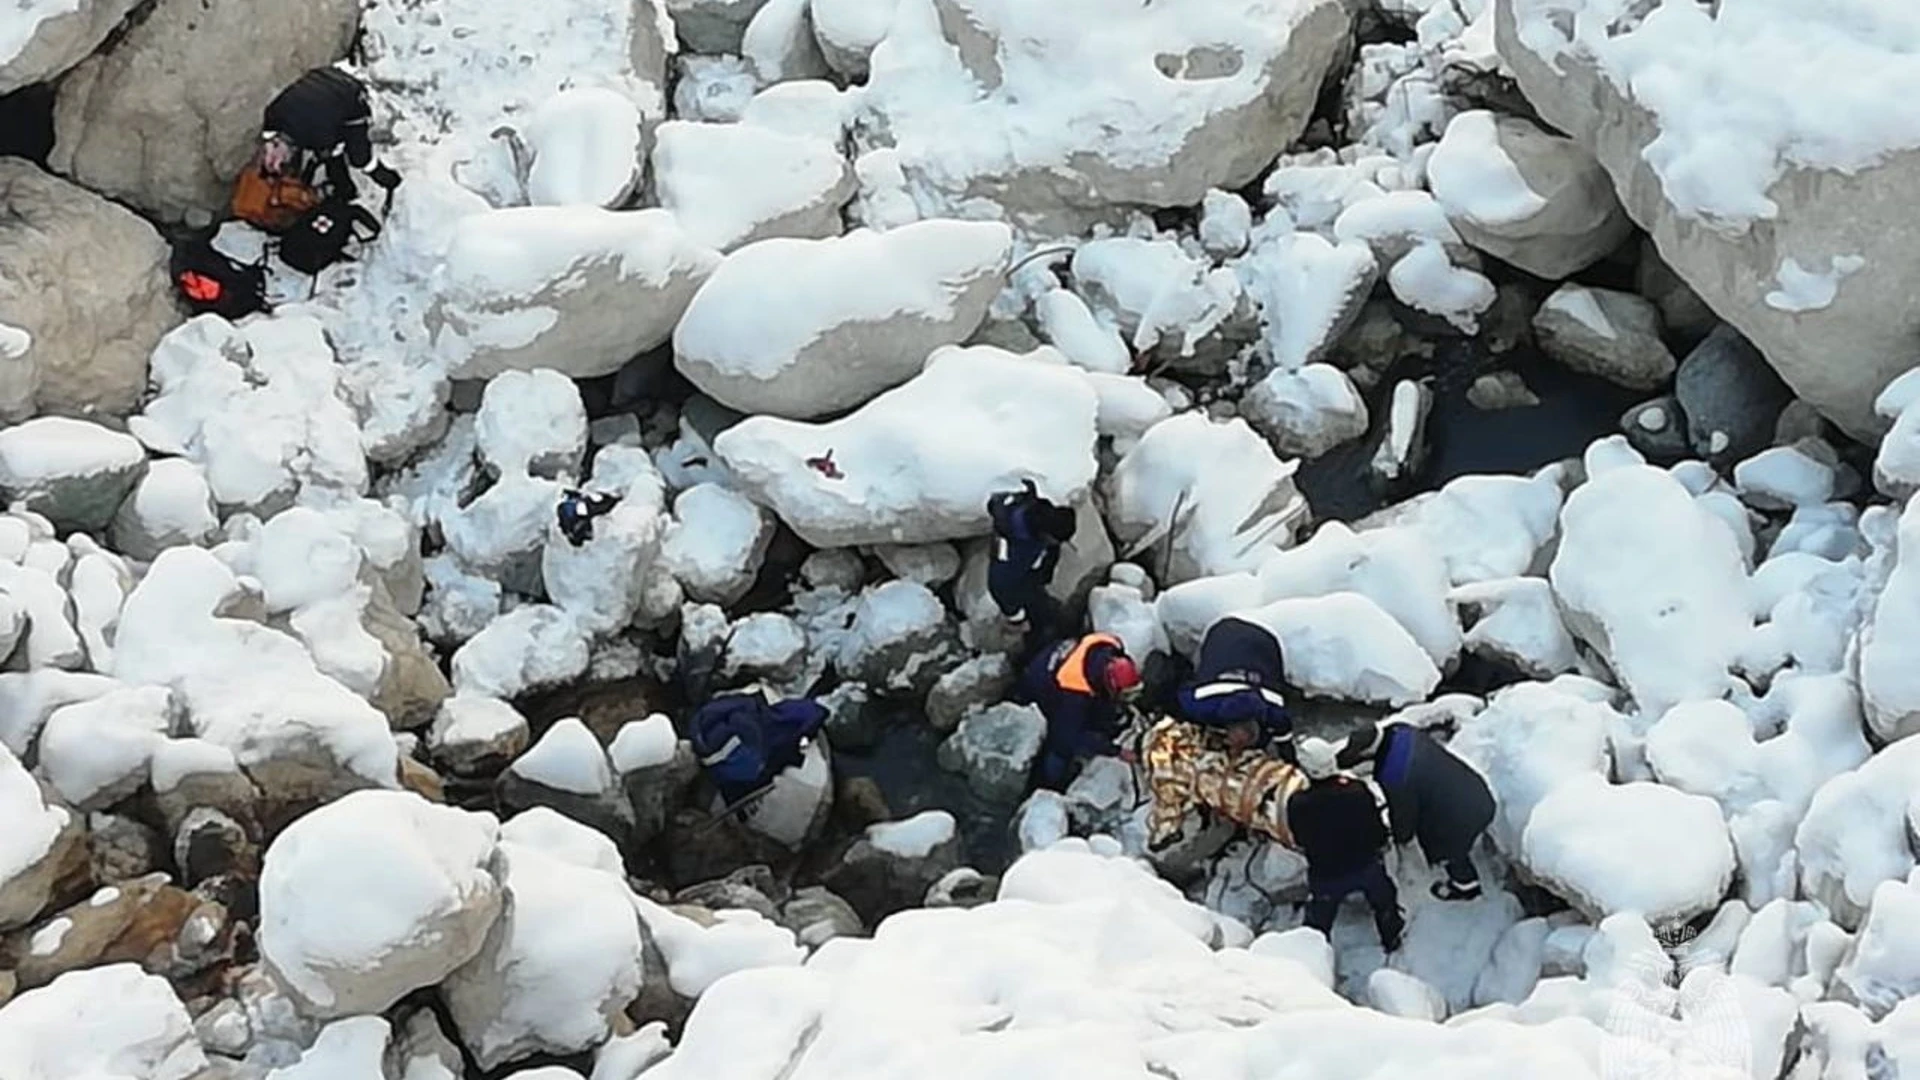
[1304,861,1403,945]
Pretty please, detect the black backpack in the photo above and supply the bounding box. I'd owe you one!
[264,67,371,164]
[276,196,382,276]
[170,240,269,320]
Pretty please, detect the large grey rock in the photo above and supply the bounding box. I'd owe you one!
[49,0,360,220]
[1428,109,1631,279]
[819,810,963,925]
[0,749,89,931]
[0,417,147,533]
[0,0,144,94]
[667,0,773,53]
[109,459,220,561]
[0,161,179,422]
[936,702,1043,805]
[1619,397,1691,464]
[1532,284,1675,391]
[1674,324,1793,466]
[673,220,1012,419]
[862,0,1350,233]
[1495,0,1920,441]
[926,654,1013,734]
[434,207,722,381]
[1241,363,1371,459]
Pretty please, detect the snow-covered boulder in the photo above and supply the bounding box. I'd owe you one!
[0,417,145,533]
[497,718,635,846]
[445,841,644,1068]
[1427,110,1630,279]
[809,0,896,76]
[541,447,670,637]
[861,0,1351,231]
[34,685,173,811]
[1236,230,1377,372]
[1548,462,1751,718]
[1364,470,1566,588]
[434,207,722,381]
[1450,576,1578,679]
[0,0,144,94]
[0,561,87,670]
[48,0,357,220]
[1229,593,1440,706]
[131,314,368,511]
[1832,870,1920,1020]
[518,86,646,208]
[742,0,831,84]
[1532,284,1675,391]
[1071,237,1244,367]
[1104,412,1307,583]
[0,160,178,422]
[937,703,1045,804]
[1033,287,1131,375]
[1676,324,1793,467]
[1240,364,1370,459]
[265,1015,391,1079]
[109,458,219,561]
[1796,735,1920,930]
[834,578,954,694]
[716,345,1098,546]
[820,810,963,924]
[660,483,775,606]
[673,220,1011,418]
[0,963,207,1079]
[429,695,532,778]
[1520,775,1735,927]
[0,742,85,930]
[451,605,591,700]
[258,791,503,1019]
[1494,0,1919,441]
[1855,497,1920,743]
[1449,678,1616,853]
[651,121,855,251]
[475,370,588,479]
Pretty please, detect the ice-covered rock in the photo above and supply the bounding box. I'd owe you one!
[1071,237,1243,366]
[0,417,145,533]
[674,220,1011,418]
[1449,677,1616,853]
[1427,110,1630,279]
[1449,576,1578,679]
[258,791,502,1019]
[1548,463,1751,718]
[937,703,1045,804]
[1104,412,1306,583]
[541,447,670,637]
[1860,498,1920,744]
[428,696,531,778]
[48,0,357,219]
[444,841,644,1069]
[1532,284,1675,391]
[475,370,588,479]
[132,315,368,511]
[451,605,592,700]
[1231,593,1440,706]
[34,686,173,811]
[1832,870,1920,1020]
[651,121,855,251]
[434,207,722,381]
[0,742,85,931]
[1366,470,1565,587]
[1240,364,1370,459]
[861,0,1352,231]
[1734,440,1841,510]
[716,345,1098,546]
[518,86,646,208]
[1494,0,1916,441]
[1675,324,1793,467]
[926,654,1014,733]
[1520,775,1735,927]
[835,579,954,694]
[820,810,963,924]
[1238,229,1377,373]
[0,160,178,422]
[0,963,207,1079]
[1369,378,1434,492]
[109,458,219,561]
[660,483,775,606]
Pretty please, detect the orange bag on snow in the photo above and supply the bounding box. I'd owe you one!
[229,147,321,233]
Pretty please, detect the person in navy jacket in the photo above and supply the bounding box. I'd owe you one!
[985,479,1077,638]
[1017,631,1143,790]
[1339,719,1496,900]
[1173,616,1294,760]
[688,687,828,806]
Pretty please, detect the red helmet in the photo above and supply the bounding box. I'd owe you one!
[1102,655,1143,699]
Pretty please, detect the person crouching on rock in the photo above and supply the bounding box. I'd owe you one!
[1288,737,1405,953]
[1018,631,1143,791]
[986,479,1077,642]
[555,488,619,547]
[689,686,828,808]
[1173,615,1295,762]
[1339,719,1495,902]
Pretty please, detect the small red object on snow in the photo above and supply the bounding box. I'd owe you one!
[806,449,844,480]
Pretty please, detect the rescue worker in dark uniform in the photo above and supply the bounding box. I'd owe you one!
[1172,615,1294,760]
[1288,736,1404,953]
[688,687,828,807]
[1017,631,1143,790]
[1339,719,1496,900]
[985,479,1077,639]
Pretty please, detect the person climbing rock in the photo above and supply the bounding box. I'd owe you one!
[1288,736,1404,953]
[1172,615,1294,761]
[555,488,619,547]
[1339,719,1495,901]
[985,479,1077,638]
[688,686,828,807]
[1018,631,1143,790]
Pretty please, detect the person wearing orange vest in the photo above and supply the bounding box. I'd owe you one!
[1018,631,1144,789]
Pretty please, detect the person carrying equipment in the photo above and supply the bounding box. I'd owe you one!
[688,687,828,807]
[261,66,400,204]
[1173,616,1294,760]
[555,489,619,547]
[1018,631,1143,790]
[1339,720,1495,901]
[1287,736,1404,953]
[985,479,1077,637]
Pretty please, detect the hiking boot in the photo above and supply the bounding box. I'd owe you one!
[1431,878,1483,902]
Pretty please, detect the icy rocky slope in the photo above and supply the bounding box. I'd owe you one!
[2,0,1920,1076]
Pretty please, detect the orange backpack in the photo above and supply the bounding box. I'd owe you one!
[229,146,321,233]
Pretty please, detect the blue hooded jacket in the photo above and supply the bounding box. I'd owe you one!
[1174,616,1293,748]
[690,691,828,803]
